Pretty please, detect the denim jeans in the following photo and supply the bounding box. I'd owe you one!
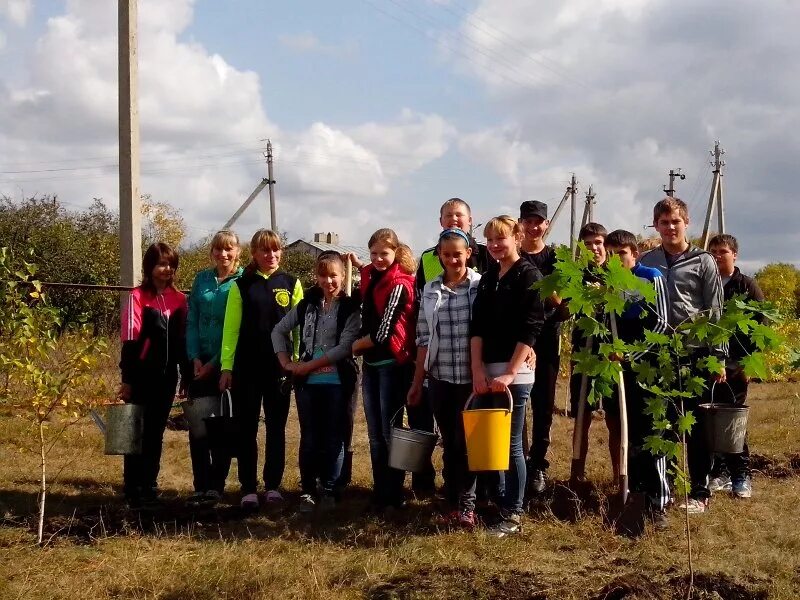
[295,384,346,496]
[361,362,412,506]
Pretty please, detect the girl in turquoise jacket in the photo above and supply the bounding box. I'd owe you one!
[185,230,243,507]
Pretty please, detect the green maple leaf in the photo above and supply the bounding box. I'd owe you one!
[676,411,697,435]
[685,376,707,397]
[645,330,671,346]
[741,352,767,381]
[697,355,724,375]
[644,397,667,419]
[632,360,658,384]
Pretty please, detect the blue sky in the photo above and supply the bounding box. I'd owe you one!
[1,0,798,270]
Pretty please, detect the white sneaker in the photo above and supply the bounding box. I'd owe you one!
[708,474,732,493]
[679,498,709,514]
[297,494,316,513]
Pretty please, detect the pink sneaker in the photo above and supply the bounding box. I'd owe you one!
[458,510,477,530]
[240,493,259,511]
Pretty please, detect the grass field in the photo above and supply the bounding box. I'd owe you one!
[1,381,799,599]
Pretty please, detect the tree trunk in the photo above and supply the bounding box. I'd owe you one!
[37,420,46,546]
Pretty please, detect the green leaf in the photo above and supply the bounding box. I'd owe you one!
[741,352,767,381]
[676,411,697,435]
[697,355,724,376]
[644,330,670,346]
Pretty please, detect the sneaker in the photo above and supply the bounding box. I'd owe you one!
[708,474,732,493]
[240,493,260,511]
[263,489,284,504]
[436,510,461,527]
[489,512,522,538]
[732,476,752,499]
[186,492,205,508]
[649,508,670,530]
[679,497,709,514]
[297,493,316,513]
[528,469,547,495]
[458,509,477,530]
[201,490,222,507]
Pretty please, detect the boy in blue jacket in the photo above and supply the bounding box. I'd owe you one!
[605,229,672,528]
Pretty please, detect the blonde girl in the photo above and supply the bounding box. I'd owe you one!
[219,229,303,511]
[185,230,242,507]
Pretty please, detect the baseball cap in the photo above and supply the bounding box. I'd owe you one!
[519,200,548,220]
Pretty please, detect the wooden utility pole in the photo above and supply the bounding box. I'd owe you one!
[663,168,685,197]
[118,0,141,287]
[266,140,277,231]
[542,186,571,241]
[701,142,726,249]
[569,173,578,257]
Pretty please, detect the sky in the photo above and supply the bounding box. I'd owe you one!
[1,0,798,273]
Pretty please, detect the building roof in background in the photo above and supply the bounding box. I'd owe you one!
[286,239,370,263]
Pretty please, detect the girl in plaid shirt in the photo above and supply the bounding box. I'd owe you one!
[408,228,482,528]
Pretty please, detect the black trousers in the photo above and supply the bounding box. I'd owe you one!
[214,371,290,494]
[527,327,561,471]
[429,378,474,508]
[709,366,750,479]
[186,367,224,493]
[123,371,177,499]
[407,385,436,492]
[680,356,717,501]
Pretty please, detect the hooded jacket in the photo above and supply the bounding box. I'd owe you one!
[360,262,416,365]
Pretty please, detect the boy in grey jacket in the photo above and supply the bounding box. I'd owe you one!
[639,197,726,514]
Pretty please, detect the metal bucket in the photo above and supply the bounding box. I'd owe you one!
[388,408,438,472]
[104,404,144,455]
[181,395,218,439]
[698,382,749,454]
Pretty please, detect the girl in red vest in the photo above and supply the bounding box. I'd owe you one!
[352,228,417,510]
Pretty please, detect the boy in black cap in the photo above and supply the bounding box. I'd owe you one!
[519,200,563,495]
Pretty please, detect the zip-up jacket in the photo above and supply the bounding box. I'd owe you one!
[417,269,481,374]
[416,237,492,300]
[360,262,416,365]
[120,286,189,386]
[723,267,765,363]
[639,244,726,357]
[220,269,303,373]
[470,258,545,363]
[271,286,362,394]
[618,263,670,361]
[186,266,243,366]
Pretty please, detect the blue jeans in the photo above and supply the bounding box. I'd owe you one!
[501,384,532,515]
[362,362,412,506]
[295,384,346,496]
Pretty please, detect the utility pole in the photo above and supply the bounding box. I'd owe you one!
[663,168,685,197]
[569,173,577,257]
[118,0,141,287]
[580,184,595,227]
[266,140,277,231]
[223,178,269,230]
[701,141,726,249]
[542,186,571,241]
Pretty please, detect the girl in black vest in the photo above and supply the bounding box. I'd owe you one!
[219,229,303,511]
[271,252,361,512]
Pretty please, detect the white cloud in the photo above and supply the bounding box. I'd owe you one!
[447,0,800,264]
[0,0,32,27]
[0,0,454,253]
[278,32,358,58]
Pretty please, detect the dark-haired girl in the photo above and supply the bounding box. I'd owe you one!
[119,242,191,508]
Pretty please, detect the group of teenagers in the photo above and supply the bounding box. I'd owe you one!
[117,194,763,537]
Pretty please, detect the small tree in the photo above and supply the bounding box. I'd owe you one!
[0,248,109,545]
[538,245,785,596]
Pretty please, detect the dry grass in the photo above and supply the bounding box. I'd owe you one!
[1,381,799,599]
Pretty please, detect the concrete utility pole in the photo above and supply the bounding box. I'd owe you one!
[580,185,596,227]
[701,141,726,249]
[118,0,142,287]
[223,179,269,230]
[542,186,571,241]
[569,173,578,257]
[266,140,277,231]
[663,168,685,197]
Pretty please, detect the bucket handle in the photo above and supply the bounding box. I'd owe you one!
[708,380,738,407]
[463,388,513,413]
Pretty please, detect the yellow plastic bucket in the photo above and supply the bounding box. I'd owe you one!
[462,390,512,471]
